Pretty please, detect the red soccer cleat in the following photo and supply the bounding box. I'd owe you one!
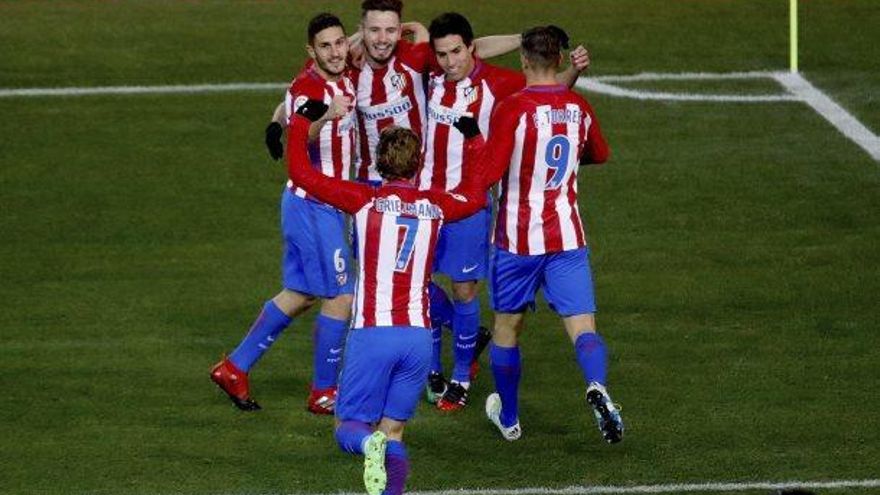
[210,358,261,411]
[307,386,337,415]
[436,381,469,412]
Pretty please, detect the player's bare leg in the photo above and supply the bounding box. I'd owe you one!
[563,313,624,444]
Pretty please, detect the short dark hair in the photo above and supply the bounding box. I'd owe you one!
[521,25,570,69]
[361,0,403,18]
[376,126,421,181]
[308,13,345,44]
[429,12,474,47]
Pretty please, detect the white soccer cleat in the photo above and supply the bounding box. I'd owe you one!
[363,431,387,495]
[485,392,522,441]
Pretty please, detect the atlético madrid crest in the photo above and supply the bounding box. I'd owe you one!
[390,73,407,91]
[462,85,479,105]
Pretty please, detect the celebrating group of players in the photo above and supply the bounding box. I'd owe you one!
[210,1,623,493]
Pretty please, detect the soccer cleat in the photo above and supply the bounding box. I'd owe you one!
[436,381,469,411]
[306,386,337,415]
[586,382,624,444]
[425,371,448,404]
[363,430,387,495]
[485,392,521,441]
[469,325,493,381]
[210,358,261,411]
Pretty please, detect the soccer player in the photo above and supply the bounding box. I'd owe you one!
[420,13,592,411]
[287,100,488,495]
[477,26,624,443]
[352,0,523,183]
[210,13,357,414]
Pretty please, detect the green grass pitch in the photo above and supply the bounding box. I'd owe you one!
[1,1,878,494]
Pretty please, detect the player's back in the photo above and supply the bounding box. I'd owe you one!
[492,84,609,255]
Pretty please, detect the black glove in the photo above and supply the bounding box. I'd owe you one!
[295,99,330,122]
[453,116,481,139]
[264,122,284,160]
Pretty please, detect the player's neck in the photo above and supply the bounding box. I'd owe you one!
[366,55,391,70]
[526,74,559,86]
[525,68,557,87]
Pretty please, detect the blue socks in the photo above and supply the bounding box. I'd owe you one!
[574,332,607,385]
[451,298,480,383]
[312,313,348,389]
[428,282,454,328]
[229,300,292,372]
[384,440,409,495]
[489,343,521,428]
[428,282,453,375]
[334,421,372,455]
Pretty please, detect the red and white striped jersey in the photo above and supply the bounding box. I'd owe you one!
[352,40,435,183]
[286,116,487,329]
[284,64,357,200]
[481,84,610,255]
[418,59,525,191]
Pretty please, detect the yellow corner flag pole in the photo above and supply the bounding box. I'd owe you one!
[790,0,799,73]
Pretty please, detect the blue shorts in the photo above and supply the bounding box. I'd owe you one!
[434,202,492,282]
[281,189,354,298]
[335,326,432,422]
[490,247,597,316]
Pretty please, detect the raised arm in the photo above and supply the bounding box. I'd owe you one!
[286,113,373,214]
[402,21,429,43]
[555,45,590,88]
[474,34,521,59]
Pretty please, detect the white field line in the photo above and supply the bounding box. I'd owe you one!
[772,72,880,161]
[280,479,880,495]
[593,71,778,82]
[2,72,877,161]
[0,82,286,97]
[575,70,880,162]
[575,78,798,102]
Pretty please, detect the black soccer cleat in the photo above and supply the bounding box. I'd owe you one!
[437,381,469,412]
[586,383,623,444]
[425,371,448,404]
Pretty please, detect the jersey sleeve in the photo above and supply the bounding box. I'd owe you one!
[284,75,323,127]
[579,100,610,165]
[480,97,521,188]
[435,188,487,223]
[397,39,436,73]
[286,116,373,213]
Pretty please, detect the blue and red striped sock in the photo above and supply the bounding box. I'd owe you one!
[334,421,372,455]
[312,313,348,389]
[452,298,479,383]
[574,332,607,386]
[229,300,292,372]
[489,342,521,428]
